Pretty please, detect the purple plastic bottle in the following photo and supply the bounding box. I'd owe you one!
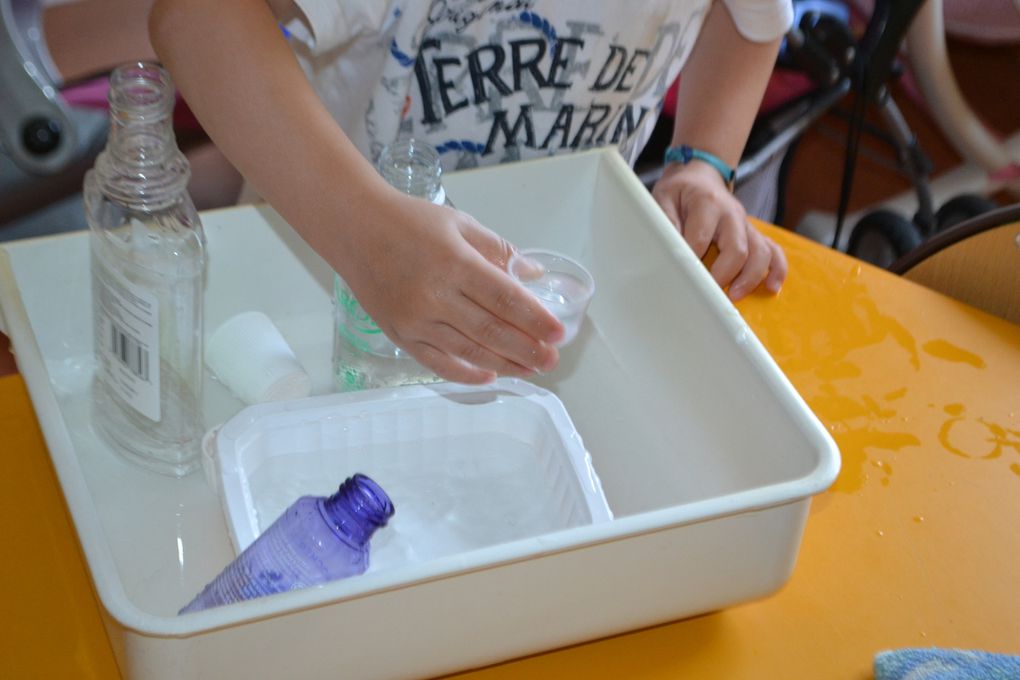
[180,473,394,613]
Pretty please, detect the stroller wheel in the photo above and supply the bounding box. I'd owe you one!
[934,193,999,232]
[847,210,922,269]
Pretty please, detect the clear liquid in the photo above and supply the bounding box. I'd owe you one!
[333,340,442,391]
[332,273,438,391]
[91,359,203,476]
[89,208,204,476]
[523,270,590,345]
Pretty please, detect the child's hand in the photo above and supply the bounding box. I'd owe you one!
[333,192,564,384]
[651,161,787,301]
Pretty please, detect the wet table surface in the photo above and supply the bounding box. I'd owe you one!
[2,224,1018,679]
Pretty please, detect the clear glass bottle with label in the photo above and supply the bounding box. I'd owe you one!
[179,473,394,613]
[332,139,448,391]
[86,62,206,477]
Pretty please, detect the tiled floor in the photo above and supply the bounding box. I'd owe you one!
[1,33,1017,378]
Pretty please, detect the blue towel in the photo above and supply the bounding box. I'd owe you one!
[875,648,1020,680]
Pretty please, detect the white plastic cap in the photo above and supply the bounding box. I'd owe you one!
[205,311,312,405]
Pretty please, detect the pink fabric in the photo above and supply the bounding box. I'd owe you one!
[990,163,1020,182]
[59,77,109,110]
[759,69,816,114]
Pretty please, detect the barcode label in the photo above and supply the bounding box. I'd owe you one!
[110,321,150,382]
[94,259,161,421]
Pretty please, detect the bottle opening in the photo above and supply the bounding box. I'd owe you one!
[377,139,442,200]
[95,61,190,205]
[346,473,396,527]
[108,62,175,121]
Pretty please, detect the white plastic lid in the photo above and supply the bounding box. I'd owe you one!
[206,311,312,405]
[210,379,613,568]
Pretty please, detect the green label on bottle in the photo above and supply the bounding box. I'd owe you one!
[338,287,381,333]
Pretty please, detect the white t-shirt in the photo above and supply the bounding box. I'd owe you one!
[285,0,792,171]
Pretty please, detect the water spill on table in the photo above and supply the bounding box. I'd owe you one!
[739,237,1020,494]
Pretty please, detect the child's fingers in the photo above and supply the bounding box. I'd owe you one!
[764,240,788,293]
[653,190,682,229]
[410,341,498,385]
[458,220,516,271]
[708,212,751,288]
[431,304,547,376]
[677,197,722,260]
[724,227,771,300]
[461,280,562,371]
[458,219,565,348]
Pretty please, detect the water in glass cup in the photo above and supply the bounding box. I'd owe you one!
[510,249,594,347]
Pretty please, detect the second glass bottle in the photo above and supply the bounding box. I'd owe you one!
[332,139,448,391]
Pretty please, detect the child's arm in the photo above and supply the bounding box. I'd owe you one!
[651,1,789,301]
[149,0,562,384]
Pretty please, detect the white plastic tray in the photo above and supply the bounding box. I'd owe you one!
[0,149,839,680]
[210,379,613,564]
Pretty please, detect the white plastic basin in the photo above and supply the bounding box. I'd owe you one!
[0,148,839,680]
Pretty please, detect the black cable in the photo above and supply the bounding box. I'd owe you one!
[828,105,900,153]
[831,65,869,251]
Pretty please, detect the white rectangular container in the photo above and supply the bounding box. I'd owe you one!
[211,379,614,560]
[0,149,839,680]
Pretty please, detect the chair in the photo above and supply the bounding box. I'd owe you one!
[0,0,108,238]
[0,0,228,240]
[889,203,1020,325]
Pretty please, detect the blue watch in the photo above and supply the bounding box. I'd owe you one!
[664,145,736,191]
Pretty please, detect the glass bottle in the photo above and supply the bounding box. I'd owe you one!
[179,474,394,613]
[85,62,206,477]
[332,138,449,391]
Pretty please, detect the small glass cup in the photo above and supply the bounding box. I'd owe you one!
[509,248,595,347]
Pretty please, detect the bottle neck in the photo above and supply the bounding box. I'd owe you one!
[377,139,443,201]
[94,62,191,210]
[320,474,395,547]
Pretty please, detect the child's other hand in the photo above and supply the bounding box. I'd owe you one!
[334,194,564,384]
[651,161,787,301]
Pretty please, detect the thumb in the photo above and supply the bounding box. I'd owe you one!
[653,189,682,231]
[457,216,516,271]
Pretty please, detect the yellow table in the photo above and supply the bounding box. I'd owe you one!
[2,225,1019,679]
